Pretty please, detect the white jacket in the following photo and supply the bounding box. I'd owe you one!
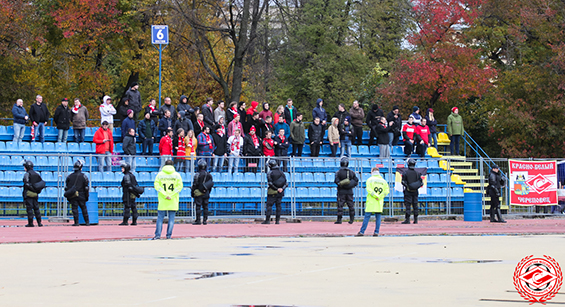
[227,135,244,156]
[99,95,116,124]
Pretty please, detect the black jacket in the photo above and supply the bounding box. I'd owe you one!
[177,95,194,120]
[366,105,384,129]
[29,103,50,124]
[65,171,90,201]
[267,167,288,196]
[375,122,392,145]
[192,169,214,198]
[245,116,261,135]
[123,134,136,155]
[333,110,350,127]
[159,104,176,120]
[212,132,227,156]
[308,122,324,144]
[125,88,142,114]
[334,167,359,195]
[339,124,353,141]
[158,117,174,136]
[488,170,505,196]
[425,115,437,134]
[386,111,402,135]
[53,104,71,130]
[274,135,289,157]
[173,117,194,137]
[259,120,274,140]
[201,104,215,127]
[121,171,139,202]
[243,134,262,156]
[23,170,44,199]
[118,104,132,121]
[402,168,423,194]
[144,105,161,123]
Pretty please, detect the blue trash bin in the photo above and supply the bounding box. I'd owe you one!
[464,192,482,222]
[79,191,99,225]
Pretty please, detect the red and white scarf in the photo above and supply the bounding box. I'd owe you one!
[230,137,241,151]
[198,120,205,129]
[252,134,259,147]
[149,104,156,112]
[72,103,81,114]
[205,133,213,149]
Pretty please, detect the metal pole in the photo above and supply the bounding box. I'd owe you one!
[158,44,163,108]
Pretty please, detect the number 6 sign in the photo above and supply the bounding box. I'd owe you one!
[151,25,169,45]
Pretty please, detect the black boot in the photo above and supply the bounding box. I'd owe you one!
[119,216,129,226]
[36,215,43,227]
[84,215,90,226]
[25,217,34,227]
[262,216,271,224]
[192,219,201,225]
[203,209,208,225]
[275,216,280,224]
[496,209,507,223]
[413,215,418,224]
[348,214,355,224]
[489,209,496,222]
[401,214,410,224]
[131,216,137,226]
[335,215,342,224]
[72,216,79,226]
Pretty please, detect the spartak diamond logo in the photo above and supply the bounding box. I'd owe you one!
[525,174,553,194]
[514,255,563,303]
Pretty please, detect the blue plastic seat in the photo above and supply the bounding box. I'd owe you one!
[135,157,146,166]
[115,143,123,153]
[97,187,108,199]
[302,172,314,182]
[350,146,359,156]
[79,142,92,153]
[43,143,55,152]
[302,145,311,156]
[416,161,427,169]
[428,174,440,182]
[147,157,159,166]
[150,172,158,181]
[325,172,335,183]
[431,188,442,197]
[439,173,448,184]
[358,146,370,156]
[11,156,23,166]
[297,187,309,198]
[139,172,151,183]
[107,187,120,199]
[6,141,17,152]
[0,187,8,197]
[19,142,31,152]
[392,146,405,157]
[55,142,67,152]
[9,186,22,198]
[30,142,43,152]
[249,187,261,198]
[239,188,250,198]
[308,187,321,198]
[319,187,332,198]
[66,143,79,153]
[0,141,6,152]
[428,160,440,169]
[227,187,239,198]
[102,172,115,183]
[233,172,244,183]
[220,172,231,183]
[369,145,379,155]
[321,145,331,156]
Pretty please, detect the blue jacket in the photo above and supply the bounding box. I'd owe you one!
[312,99,327,123]
[138,118,159,140]
[274,122,290,139]
[12,104,28,125]
[197,132,215,156]
[121,117,136,139]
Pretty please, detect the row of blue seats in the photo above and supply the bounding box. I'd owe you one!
[0,186,463,202]
[0,126,122,143]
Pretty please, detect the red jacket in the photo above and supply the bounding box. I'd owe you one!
[159,135,173,156]
[402,123,417,141]
[416,125,430,145]
[263,138,275,156]
[93,127,114,154]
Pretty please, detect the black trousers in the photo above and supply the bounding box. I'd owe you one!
[416,143,428,157]
[330,144,339,157]
[292,144,303,157]
[142,138,154,155]
[195,196,209,221]
[70,199,89,224]
[310,143,320,157]
[368,127,377,146]
[337,194,355,218]
[123,197,138,220]
[24,197,41,224]
[276,156,288,172]
[404,140,414,156]
[353,126,363,145]
[489,190,500,212]
[404,192,419,216]
[266,195,283,219]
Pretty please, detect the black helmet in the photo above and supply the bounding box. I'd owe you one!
[407,158,416,169]
[197,159,207,170]
[340,157,349,167]
[121,162,130,173]
[73,160,83,171]
[23,160,33,170]
[268,159,278,169]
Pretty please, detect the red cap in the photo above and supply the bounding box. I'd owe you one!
[451,107,458,112]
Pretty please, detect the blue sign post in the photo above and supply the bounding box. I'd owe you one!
[151,25,169,107]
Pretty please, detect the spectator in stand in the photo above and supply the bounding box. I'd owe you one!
[191,107,200,129]
[202,97,215,127]
[93,121,114,172]
[214,100,226,123]
[243,126,262,173]
[447,107,464,155]
[238,101,247,128]
[274,105,285,124]
[118,98,131,121]
[159,127,174,168]
[125,82,142,119]
[245,112,261,135]
[123,127,137,172]
[402,116,419,157]
[226,101,238,124]
[312,98,327,126]
[227,128,244,173]
[212,124,227,172]
[185,129,197,171]
[177,95,194,122]
[194,113,205,137]
[227,113,244,137]
[259,102,273,122]
[328,117,340,157]
[415,118,430,157]
[246,100,259,119]
[333,103,350,130]
[54,98,71,143]
[425,108,437,148]
[173,128,187,172]
[290,113,305,157]
[349,100,365,146]
[121,109,136,140]
[29,95,50,143]
[284,98,297,124]
[197,125,215,170]
[174,111,194,138]
[158,110,174,137]
[100,95,117,131]
[340,116,353,158]
[274,128,289,172]
[274,115,290,139]
[410,106,422,125]
[308,117,324,157]
[138,112,158,155]
[263,130,275,159]
[145,99,160,125]
[217,116,226,135]
[71,98,89,144]
[375,116,393,158]
[386,106,402,146]
[259,115,274,140]
[366,103,384,146]
[12,99,28,143]
[159,97,176,121]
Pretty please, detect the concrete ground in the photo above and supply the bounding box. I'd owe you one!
[1,218,565,306]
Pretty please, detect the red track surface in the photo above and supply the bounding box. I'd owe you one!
[1,218,565,243]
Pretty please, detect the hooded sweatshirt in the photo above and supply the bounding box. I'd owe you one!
[312,98,327,123]
[99,95,116,124]
[247,101,259,115]
[154,165,183,211]
[177,95,194,120]
[258,102,272,121]
[447,112,464,136]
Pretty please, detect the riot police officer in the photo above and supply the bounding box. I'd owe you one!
[401,158,423,224]
[262,159,288,224]
[65,160,90,226]
[23,160,45,227]
[488,165,506,223]
[334,157,359,224]
[119,162,139,226]
[192,159,214,225]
